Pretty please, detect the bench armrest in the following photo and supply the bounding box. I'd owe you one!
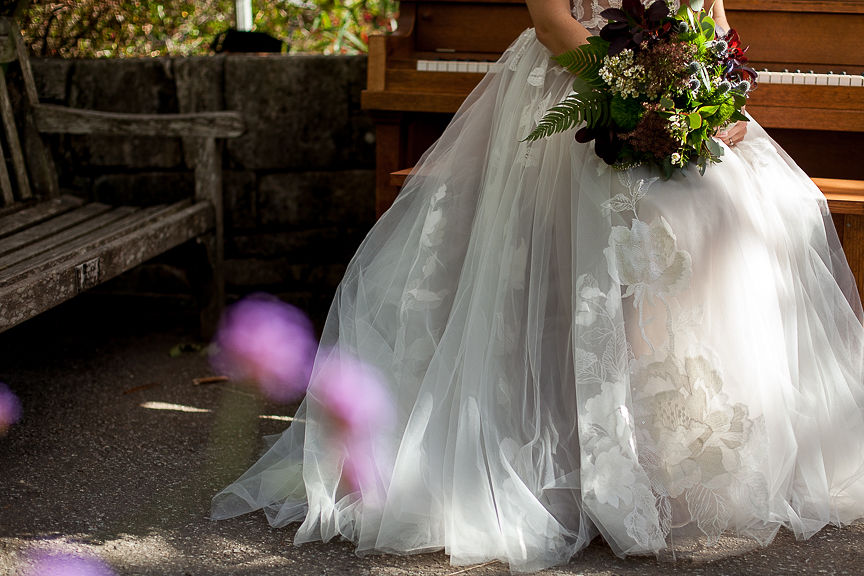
[32,103,245,138]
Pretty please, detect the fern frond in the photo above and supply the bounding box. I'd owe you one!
[553,42,607,87]
[523,80,609,142]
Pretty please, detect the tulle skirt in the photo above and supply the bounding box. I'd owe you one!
[212,28,864,572]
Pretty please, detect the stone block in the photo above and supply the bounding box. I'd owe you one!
[173,56,226,113]
[226,227,370,262]
[224,54,375,171]
[223,170,257,231]
[67,134,184,169]
[68,58,178,112]
[30,58,71,102]
[174,56,227,167]
[91,172,193,206]
[257,170,375,228]
[67,58,183,168]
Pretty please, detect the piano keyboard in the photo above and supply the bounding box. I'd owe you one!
[417,61,864,87]
[417,59,497,73]
[758,70,864,87]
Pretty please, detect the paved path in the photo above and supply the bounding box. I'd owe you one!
[1,296,862,575]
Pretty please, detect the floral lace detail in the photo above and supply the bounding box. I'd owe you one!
[571,0,682,33]
[392,183,454,388]
[401,184,449,316]
[574,173,769,549]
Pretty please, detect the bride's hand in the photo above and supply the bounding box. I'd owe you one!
[715,118,748,149]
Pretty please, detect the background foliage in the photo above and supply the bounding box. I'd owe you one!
[16,0,399,58]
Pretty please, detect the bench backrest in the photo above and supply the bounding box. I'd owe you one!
[0,16,59,208]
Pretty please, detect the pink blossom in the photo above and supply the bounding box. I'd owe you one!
[311,351,395,491]
[0,382,21,435]
[27,553,115,576]
[212,294,318,402]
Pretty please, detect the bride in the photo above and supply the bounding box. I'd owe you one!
[212,0,864,571]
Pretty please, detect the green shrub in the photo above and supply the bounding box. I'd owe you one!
[18,0,399,58]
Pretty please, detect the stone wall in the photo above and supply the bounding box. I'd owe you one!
[31,55,377,324]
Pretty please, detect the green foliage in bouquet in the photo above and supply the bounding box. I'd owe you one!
[524,0,757,179]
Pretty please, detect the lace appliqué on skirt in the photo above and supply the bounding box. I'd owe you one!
[575,173,773,549]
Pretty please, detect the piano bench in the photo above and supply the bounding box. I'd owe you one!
[816,178,864,216]
[389,168,415,189]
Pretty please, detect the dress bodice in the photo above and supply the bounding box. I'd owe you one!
[570,0,681,33]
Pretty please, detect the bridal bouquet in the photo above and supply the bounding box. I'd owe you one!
[525,0,757,177]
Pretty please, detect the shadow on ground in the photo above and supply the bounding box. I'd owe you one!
[0,295,862,575]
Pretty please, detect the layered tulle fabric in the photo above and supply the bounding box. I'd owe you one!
[212,26,864,572]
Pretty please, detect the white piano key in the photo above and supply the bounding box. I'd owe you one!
[468,61,479,73]
[851,75,864,87]
[759,71,776,84]
[839,75,852,87]
[827,74,840,86]
[815,73,829,86]
[780,72,794,84]
[457,61,469,73]
[417,60,429,71]
[804,73,817,85]
[792,73,805,85]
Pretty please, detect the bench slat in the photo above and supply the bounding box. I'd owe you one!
[34,104,246,139]
[0,205,143,270]
[0,202,113,258]
[0,195,85,238]
[0,201,212,332]
[0,199,204,288]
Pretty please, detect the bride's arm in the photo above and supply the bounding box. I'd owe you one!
[706,0,730,33]
[526,0,592,54]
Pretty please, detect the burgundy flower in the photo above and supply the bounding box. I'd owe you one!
[722,29,746,62]
[576,125,624,165]
[601,0,671,55]
[212,294,318,402]
[719,28,758,86]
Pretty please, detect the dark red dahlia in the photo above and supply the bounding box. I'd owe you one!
[600,0,672,55]
[720,28,758,85]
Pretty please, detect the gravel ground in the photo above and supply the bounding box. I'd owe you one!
[1,295,862,576]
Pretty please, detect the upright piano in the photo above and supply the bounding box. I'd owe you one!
[362,0,864,293]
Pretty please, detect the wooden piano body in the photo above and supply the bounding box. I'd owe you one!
[362,0,864,296]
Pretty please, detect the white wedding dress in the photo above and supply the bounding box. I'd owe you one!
[212,1,864,571]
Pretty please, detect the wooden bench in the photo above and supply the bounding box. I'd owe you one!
[388,169,864,303]
[0,17,245,336]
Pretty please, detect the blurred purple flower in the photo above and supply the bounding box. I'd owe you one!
[212,294,318,402]
[0,382,21,435]
[27,552,115,576]
[312,351,395,492]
